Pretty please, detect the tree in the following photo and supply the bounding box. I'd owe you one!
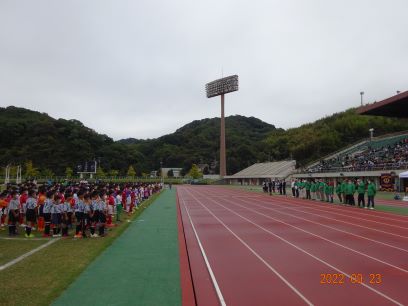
[127,165,136,177]
[188,164,202,179]
[25,161,39,178]
[65,167,73,178]
[108,169,119,177]
[96,166,106,178]
[41,168,54,178]
[167,169,174,177]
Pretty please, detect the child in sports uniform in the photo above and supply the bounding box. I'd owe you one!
[43,191,54,237]
[90,192,99,237]
[19,188,28,227]
[115,191,122,222]
[82,193,91,238]
[61,193,71,237]
[7,191,19,236]
[0,192,8,229]
[106,190,115,227]
[51,194,62,237]
[25,190,37,238]
[37,189,46,232]
[98,191,107,237]
[74,191,85,238]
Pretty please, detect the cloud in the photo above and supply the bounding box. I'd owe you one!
[1,0,407,139]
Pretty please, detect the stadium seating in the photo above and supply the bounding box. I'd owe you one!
[306,133,408,173]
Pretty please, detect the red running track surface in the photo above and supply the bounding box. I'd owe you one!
[177,185,408,306]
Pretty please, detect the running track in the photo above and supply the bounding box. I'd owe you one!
[177,186,408,306]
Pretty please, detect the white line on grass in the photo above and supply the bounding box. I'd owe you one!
[181,196,227,306]
[0,239,59,271]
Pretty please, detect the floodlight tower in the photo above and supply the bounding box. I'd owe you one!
[205,75,239,177]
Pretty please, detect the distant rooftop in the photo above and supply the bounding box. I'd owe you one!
[225,161,296,179]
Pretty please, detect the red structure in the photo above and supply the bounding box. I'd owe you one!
[206,75,239,177]
[358,90,408,118]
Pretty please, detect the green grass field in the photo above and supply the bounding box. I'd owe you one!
[0,192,161,306]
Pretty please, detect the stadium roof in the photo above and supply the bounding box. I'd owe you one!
[225,161,296,179]
[358,90,408,118]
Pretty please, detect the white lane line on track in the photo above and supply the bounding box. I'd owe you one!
[234,197,408,253]
[240,192,408,227]
[274,203,408,230]
[181,195,227,306]
[224,187,408,220]
[221,197,408,273]
[0,238,58,271]
[184,188,314,306]
[194,190,403,306]
[248,198,408,239]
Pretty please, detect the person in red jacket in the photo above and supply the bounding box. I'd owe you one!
[19,188,28,227]
[107,190,116,227]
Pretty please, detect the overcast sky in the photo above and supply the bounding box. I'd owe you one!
[1,0,407,140]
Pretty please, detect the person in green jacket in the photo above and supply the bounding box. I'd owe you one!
[324,180,332,203]
[310,180,316,200]
[345,179,356,206]
[336,181,343,203]
[357,179,366,208]
[305,179,311,200]
[329,181,334,203]
[341,180,348,203]
[319,180,327,202]
[367,179,377,209]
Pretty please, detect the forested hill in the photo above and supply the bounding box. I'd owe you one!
[264,108,408,167]
[0,107,276,176]
[127,115,279,175]
[2,106,408,177]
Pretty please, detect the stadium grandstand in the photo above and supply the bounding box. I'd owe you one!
[293,90,408,192]
[304,132,408,173]
[224,160,296,185]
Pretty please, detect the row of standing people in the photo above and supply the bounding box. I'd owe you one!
[262,178,377,209]
[0,182,162,238]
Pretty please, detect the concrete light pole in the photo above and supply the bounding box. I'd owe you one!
[206,75,239,178]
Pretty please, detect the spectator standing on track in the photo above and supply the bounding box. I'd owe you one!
[310,180,317,200]
[367,179,376,210]
[328,181,334,203]
[291,179,296,197]
[282,179,286,195]
[262,180,268,193]
[345,180,356,205]
[305,179,311,200]
[336,181,343,203]
[357,179,366,208]
[268,179,273,195]
[341,179,348,203]
[318,179,325,201]
[299,180,305,198]
[295,179,300,198]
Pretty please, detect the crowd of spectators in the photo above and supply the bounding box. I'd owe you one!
[307,138,408,173]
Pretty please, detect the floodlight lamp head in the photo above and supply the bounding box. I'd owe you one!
[206,75,239,98]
